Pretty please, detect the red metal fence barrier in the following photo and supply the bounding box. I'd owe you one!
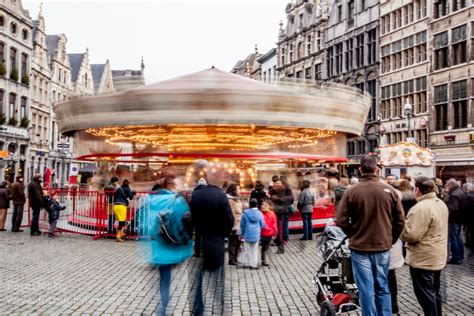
[36,189,334,239]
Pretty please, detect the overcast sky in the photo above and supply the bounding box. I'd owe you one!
[23,0,289,83]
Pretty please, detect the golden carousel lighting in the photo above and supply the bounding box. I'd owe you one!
[86,124,337,152]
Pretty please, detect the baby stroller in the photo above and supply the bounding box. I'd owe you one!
[313,219,359,315]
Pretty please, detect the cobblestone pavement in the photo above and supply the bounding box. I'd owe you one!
[0,229,473,315]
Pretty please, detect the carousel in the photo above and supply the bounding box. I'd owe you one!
[50,67,371,236]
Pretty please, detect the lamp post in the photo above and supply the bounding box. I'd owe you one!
[404,98,413,142]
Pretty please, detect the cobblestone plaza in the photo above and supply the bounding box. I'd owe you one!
[1,230,472,315]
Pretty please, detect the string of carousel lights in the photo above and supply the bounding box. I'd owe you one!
[86,125,337,151]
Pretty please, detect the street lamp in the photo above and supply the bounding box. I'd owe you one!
[404,98,413,142]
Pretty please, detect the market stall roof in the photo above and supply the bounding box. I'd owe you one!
[54,67,371,136]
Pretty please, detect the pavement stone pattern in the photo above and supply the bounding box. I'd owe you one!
[0,228,473,315]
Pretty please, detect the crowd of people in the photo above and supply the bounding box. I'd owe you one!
[0,157,472,315]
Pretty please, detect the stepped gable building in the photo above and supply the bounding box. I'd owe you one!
[30,7,51,178]
[324,0,380,173]
[0,0,33,182]
[428,2,473,182]
[91,59,115,95]
[68,49,94,96]
[379,0,430,150]
[230,45,262,80]
[276,0,329,81]
[111,57,145,92]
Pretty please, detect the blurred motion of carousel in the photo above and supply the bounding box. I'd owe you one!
[54,67,371,190]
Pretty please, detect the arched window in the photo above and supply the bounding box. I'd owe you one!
[0,90,4,115]
[10,22,17,34]
[21,29,28,41]
[0,16,5,27]
[10,47,17,71]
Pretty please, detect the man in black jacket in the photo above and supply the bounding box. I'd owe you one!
[445,179,466,264]
[28,175,44,236]
[189,161,234,316]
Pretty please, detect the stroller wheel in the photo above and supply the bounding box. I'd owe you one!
[316,290,324,306]
[320,300,336,316]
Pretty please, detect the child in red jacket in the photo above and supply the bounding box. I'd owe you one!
[260,198,277,266]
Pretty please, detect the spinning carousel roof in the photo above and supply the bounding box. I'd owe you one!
[54,67,371,137]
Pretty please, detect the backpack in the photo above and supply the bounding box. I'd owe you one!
[157,194,193,245]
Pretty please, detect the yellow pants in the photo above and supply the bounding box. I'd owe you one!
[113,205,127,222]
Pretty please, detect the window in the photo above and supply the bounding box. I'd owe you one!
[361,0,366,11]
[367,80,376,122]
[20,97,26,119]
[367,29,377,64]
[452,80,468,129]
[434,0,450,18]
[8,93,16,120]
[21,53,27,79]
[0,16,4,27]
[296,70,303,79]
[305,67,312,80]
[434,84,448,131]
[9,47,17,72]
[335,43,343,74]
[297,42,303,59]
[21,29,28,41]
[453,0,467,11]
[347,142,355,156]
[289,44,294,63]
[434,32,449,70]
[357,140,366,155]
[316,30,322,51]
[280,47,286,66]
[307,35,312,55]
[337,5,343,23]
[348,0,355,24]
[355,34,364,68]
[345,39,353,72]
[10,22,17,34]
[368,139,378,153]
[0,90,4,114]
[452,25,467,65]
[327,47,333,77]
[314,64,321,80]
[0,42,4,63]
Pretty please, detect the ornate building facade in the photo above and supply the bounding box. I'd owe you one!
[0,0,33,182]
[30,8,51,179]
[324,0,380,171]
[276,0,328,81]
[379,0,430,150]
[230,45,261,79]
[428,2,473,182]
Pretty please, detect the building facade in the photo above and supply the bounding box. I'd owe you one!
[68,49,94,97]
[428,2,473,182]
[47,33,73,186]
[230,45,261,79]
[324,0,380,171]
[91,59,115,95]
[276,0,328,81]
[379,0,430,150]
[0,0,33,182]
[30,9,51,179]
[257,48,277,83]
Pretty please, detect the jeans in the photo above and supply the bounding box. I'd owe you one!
[31,206,42,234]
[12,204,24,231]
[228,231,241,264]
[351,250,391,316]
[448,223,464,262]
[49,220,57,234]
[410,267,442,316]
[301,212,312,240]
[276,214,289,244]
[156,265,172,316]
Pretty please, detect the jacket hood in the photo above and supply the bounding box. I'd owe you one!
[245,208,261,223]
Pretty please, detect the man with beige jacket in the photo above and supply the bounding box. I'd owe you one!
[401,176,449,316]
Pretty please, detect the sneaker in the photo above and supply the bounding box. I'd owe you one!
[48,233,55,238]
[447,259,462,265]
[300,237,307,241]
[31,231,42,236]
[0,229,6,232]
[228,261,237,266]
[12,229,24,232]
[262,262,270,267]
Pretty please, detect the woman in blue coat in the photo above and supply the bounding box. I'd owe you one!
[140,174,193,316]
